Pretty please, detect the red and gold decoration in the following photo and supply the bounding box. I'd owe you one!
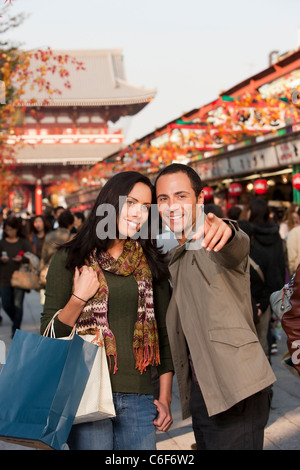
[62,87,300,192]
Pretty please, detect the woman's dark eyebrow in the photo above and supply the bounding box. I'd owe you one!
[127,196,151,205]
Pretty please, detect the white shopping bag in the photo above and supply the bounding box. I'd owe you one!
[45,312,116,425]
[74,333,116,424]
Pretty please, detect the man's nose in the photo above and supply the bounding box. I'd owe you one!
[168,201,181,212]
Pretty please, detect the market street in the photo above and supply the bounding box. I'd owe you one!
[0,290,299,451]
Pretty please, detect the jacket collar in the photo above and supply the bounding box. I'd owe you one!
[169,232,204,266]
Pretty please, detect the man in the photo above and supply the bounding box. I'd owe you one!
[155,163,276,450]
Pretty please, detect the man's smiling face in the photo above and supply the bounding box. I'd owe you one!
[156,172,204,245]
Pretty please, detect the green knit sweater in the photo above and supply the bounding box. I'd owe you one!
[40,250,173,395]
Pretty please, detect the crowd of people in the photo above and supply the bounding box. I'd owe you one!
[0,206,85,336]
[0,166,298,451]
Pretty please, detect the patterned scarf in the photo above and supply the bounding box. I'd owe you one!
[75,239,160,374]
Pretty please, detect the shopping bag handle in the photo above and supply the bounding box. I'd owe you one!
[43,310,76,339]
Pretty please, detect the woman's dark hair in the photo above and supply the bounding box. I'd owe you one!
[3,216,26,238]
[248,198,273,227]
[61,171,168,280]
[154,163,203,199]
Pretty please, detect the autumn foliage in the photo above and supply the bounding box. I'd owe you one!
[0,0,86,205]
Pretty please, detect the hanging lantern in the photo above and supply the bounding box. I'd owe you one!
[228,183,243,196]
[253,179,268,195]
[292,173,300,191]
[203,187,214,200]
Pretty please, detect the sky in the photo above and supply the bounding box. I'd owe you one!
[3,0,300,144]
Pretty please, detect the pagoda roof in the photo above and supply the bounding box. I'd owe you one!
[15,142,122,165]
[21,49,156,108]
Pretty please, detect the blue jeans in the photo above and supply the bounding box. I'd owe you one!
[1,286,25,335]
[67,393,157,450]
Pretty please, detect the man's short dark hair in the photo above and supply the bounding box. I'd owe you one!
[155,163,203,198]
[58,210,74,229]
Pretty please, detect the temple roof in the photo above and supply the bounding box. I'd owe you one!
[15,142,122,164]
[21,49,156,108]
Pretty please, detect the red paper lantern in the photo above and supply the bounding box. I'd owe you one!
[253,179,268,195]
[292,173,300,190]
[228,183,243,196]
[203,187,213,200]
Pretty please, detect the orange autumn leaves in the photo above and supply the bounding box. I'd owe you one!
[0,47,85,204]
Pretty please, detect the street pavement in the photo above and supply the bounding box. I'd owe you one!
[0,290,299,451]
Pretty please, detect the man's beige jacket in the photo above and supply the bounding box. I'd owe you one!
[166,221,276,418]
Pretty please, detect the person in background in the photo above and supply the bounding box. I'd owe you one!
[281,263,300,377]
[43,206,55,230]
[227,205,242,221]
[279,203,300,240]
[40,171,173,450]
[238,220,273,357]
[279,204,300,283]
[0,216,31,337]
[286,224,300,278]
[28,215,51,259]
[40,210,75,276]
[71,211,86,235]
[39,210,74,305]
[74,211,85,231]
[52,206,65,230]
[248,198,285,357]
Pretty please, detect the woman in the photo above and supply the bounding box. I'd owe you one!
[73,211,85,232]
[29,215,51,259]
[279,203,300,240]
[0,216,31,336]
[40,172,174,451]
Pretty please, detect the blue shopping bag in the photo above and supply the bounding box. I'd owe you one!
[0,329,98,450]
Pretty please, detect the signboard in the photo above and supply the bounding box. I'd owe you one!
[195,145,278,181]
[276,140,300,165]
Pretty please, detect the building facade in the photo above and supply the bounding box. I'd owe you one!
[9,49,156,213]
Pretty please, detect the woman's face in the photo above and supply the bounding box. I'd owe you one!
[118,182,152,239]
[74,216,83,229]
[292,210,300,226]
[33,217,44,232]
[5,225,18,239]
